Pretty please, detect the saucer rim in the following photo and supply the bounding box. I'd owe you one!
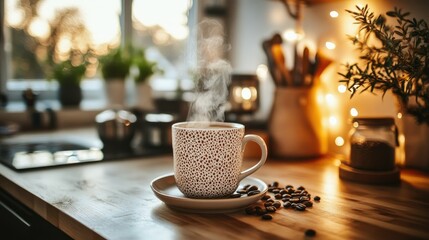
[150,173,268,213]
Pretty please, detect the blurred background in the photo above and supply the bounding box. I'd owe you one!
[1,0,428,167]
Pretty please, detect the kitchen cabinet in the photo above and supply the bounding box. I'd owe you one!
[0,189,71,239]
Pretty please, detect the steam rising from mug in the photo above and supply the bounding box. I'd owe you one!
[187,20,232,123]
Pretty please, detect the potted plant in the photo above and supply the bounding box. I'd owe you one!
[99,46,132,106]
[339,5,429,169]
[132,48,160,111]
[52,59,87,107]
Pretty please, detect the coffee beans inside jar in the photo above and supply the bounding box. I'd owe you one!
[349,118,398,171]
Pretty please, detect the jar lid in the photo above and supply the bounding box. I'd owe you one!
[352,117,395,126]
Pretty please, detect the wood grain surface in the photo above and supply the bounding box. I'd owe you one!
[1,128,429,240]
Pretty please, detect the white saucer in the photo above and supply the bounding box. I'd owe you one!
[150,174,268,214]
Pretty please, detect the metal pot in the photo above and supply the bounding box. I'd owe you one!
[95,109,137,150]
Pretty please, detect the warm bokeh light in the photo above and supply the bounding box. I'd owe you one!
[325,94,336,107]
[337,85,347,93]
[7,0,121,50]
[282,29,304,42]
[333,159,342,167]
[329,116,338,126]
[335,136,345,147]
[350,108,358,117]
[256,64,268,80]
[325,41,336,50]
[57,37,72,55]
[133,0,190,40]
[330,11,339,18]
[5,2,23,28]
[28,17,50,39]
[241,87,252,100]
[397,112,403,119]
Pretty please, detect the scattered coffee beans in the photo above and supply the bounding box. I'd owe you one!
[241,179,321,240]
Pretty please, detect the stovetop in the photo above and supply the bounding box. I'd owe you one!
[0,141,170,171]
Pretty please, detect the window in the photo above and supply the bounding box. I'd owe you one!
[1,0,194,111]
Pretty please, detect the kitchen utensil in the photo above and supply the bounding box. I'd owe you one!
[262,38,282,86]
[95,109,137,150]
[292,43,302,86]
[311,51,333,86]
[262,33,292,86]
[302,46,310,86]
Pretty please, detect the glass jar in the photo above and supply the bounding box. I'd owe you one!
[348,117,398,171]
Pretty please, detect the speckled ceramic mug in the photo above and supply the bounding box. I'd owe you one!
[172,122,267,199]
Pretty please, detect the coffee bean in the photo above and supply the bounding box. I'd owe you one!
[245,206,256,215]
[255,206,266,216]
[247,185,259,192]
[247,190,261,196]
[246,180,319,220]
[230,193,242,198]
[236,189,247,194]
[261,194,271,201]
[305,229,316,237]
[242,184,251,190]
[303,201,313,207]
[296,203,306,211]
[282,194,291,199]
[266,206,276,213]
[300,196,310,202]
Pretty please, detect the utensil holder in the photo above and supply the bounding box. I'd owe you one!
[268,87,327,158]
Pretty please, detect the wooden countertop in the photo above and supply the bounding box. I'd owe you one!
[1,129,429,240]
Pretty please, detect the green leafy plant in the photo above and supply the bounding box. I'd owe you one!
[132,48,160,84]
[99,46,132,80]
[52,59,87,86]
[339,5,429,125]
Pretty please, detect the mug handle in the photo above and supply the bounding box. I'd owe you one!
[238,134,268,182]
